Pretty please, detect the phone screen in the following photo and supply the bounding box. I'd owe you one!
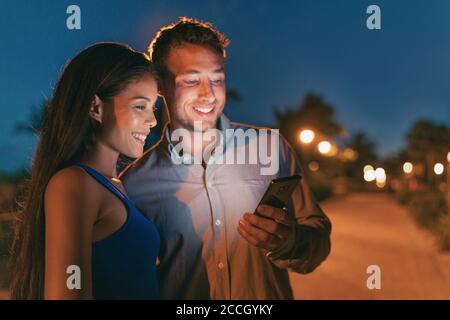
[254,175,302,214]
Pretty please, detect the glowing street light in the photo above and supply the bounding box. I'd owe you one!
[375,168,386,183]
[318,141,332,154]
[447,151,450,163]
[434,163,444,175]
[364,165,374,173]
[403,162,413,174]
[299,129,315,144]
[364,169,376,182]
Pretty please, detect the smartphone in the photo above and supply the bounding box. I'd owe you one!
[254,175,302,214]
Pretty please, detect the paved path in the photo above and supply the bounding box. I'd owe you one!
[289,193,450,299]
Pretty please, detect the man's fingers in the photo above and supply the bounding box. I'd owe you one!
[243,213,289,240]
[244,213,278,235]
[238,219,280,250]
[256,205,293,225]
[237,224,261,248]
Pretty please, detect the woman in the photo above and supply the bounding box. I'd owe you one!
[10,42,160,299]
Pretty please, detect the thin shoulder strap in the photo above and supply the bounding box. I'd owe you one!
[72,163,127,201]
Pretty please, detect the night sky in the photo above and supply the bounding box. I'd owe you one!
[1,0,449,172]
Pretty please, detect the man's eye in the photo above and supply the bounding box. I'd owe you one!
[184,80,198,85]
[211,79,224,85]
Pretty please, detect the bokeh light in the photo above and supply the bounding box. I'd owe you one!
[434,163,444,175]
[299,129,315,144]
[308,161,319,172]
[318,141,332,154]
[403,162,413,174]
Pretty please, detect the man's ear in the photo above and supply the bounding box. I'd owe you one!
[89,95,103,123]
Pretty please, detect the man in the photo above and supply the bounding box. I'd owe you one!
[120,17,331,299]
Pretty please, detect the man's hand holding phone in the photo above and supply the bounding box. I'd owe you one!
[237,204,295,252]
[237,175,301,253]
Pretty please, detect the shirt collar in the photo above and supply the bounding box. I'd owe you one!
[165,114,231,165]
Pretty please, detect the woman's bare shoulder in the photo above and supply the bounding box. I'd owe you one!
[45,166,100,222]
[46,166,97,195]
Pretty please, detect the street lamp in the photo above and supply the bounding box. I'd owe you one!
[364,171,375,182]
[403,162,413,174]
[375,168,386,181]
[375,168,386,188]
[364,165,376,182]
[318,140,332,155]
[299,129,315,144]
[434,163,444,175]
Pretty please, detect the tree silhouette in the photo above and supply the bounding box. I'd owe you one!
[273,94,347,199]
[343,132,378,179]
[405,120,450,183]
[275,94,344,152]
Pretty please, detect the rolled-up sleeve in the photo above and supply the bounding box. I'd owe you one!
[268,134,332,274]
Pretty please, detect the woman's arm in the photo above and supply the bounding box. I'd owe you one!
[44,167,99,299]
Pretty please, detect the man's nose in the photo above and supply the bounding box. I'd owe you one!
[198,80,215,103]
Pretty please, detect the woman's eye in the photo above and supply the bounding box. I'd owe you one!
[134,105,145,110]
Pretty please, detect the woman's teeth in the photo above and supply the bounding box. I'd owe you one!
[193,106,214,114]
[132,132,147,142]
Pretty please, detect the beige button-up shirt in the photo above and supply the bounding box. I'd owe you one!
[120,115,331,299]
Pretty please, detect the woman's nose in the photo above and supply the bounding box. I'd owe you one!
[145,111,157,129]
[149,118,157,128]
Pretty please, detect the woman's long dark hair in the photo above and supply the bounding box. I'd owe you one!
[9,42,157,299]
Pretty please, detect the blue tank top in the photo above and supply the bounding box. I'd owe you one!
[73,163,160,299]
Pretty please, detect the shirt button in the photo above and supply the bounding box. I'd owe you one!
[218,262,224,269]
[185,156,193,165]
[215,219,221,226]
